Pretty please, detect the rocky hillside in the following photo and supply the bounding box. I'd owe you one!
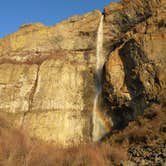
[103,0,166,128]
[0,0,165,146]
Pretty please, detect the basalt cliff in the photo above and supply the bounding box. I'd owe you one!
[0,0,166,145]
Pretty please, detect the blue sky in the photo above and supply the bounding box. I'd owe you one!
[0,0,119,38]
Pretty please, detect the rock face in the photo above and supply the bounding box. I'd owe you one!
[103,0,166,127]
[0,0,166,144]
[0,11,101,144]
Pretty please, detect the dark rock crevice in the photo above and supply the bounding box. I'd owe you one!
[20,64,40,129]
[28,64,40,112]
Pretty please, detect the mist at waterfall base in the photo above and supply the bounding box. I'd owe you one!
[92,16,112,142]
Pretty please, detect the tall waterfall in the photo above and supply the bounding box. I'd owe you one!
[92,15,110,142]
[96,15,104,92]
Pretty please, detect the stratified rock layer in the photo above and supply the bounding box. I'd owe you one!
[0,11,101,144]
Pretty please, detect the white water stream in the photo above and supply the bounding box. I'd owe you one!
[92,15,108,142]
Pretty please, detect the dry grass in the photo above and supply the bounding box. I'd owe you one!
[0,113,128,166]
[108,103,166,147]
[0,103,165,166]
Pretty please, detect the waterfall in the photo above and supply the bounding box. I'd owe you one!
[92,15,110,142]
[95,15,104,92]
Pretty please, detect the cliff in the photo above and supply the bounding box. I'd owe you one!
[0,0,165,145]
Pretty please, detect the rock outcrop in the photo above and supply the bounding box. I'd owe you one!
[0,0,165,144]
[103,0,166,128]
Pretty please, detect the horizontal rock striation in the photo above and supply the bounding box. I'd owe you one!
[0,11,101,144]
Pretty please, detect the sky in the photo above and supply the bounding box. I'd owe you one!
[0,0,119,38]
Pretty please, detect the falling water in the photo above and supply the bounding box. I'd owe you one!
[92,15,109,142]
[95,15,104,93]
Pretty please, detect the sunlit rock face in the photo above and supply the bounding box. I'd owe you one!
[0,11,101,144]
[0,0,166,144]
[0,64,38,113]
